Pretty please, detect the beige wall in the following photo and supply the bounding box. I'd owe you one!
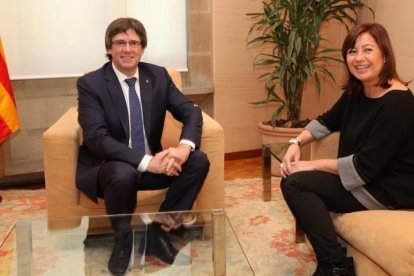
[212,0,268,154]
[360,0,414,90]
[1,78,78,176]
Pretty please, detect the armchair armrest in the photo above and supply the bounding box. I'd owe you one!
[161,111,225,210]
[197,111,225,209]
[43,107,81,222]
[310,132,339,160]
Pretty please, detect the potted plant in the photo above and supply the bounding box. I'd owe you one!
[247,0,371,175]
[247,0,371,129]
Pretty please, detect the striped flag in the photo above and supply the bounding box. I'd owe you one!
[0,37,20,143]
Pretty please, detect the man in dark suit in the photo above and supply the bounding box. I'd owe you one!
[76,17,209,275]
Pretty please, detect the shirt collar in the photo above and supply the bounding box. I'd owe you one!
[111,63,139,84]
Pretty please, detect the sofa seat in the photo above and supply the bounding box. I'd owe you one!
[78,189,167,211]
[333,210,414,275]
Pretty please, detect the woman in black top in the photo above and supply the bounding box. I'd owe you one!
[280,23,414,276]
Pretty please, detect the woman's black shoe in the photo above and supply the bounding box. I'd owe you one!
[313,257,355,276]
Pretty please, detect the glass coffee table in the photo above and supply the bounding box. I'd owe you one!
[11,209,253,275]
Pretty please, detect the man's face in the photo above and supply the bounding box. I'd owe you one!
[107,29,144,77]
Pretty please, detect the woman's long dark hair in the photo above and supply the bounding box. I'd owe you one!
[341,23,408,94]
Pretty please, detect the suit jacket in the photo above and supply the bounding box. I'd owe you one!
[76,62,203,202]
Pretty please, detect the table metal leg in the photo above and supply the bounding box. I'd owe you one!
[295,220,306,243]
[212,209,226,276]
[262,146,272,202]
[16,220,33,275]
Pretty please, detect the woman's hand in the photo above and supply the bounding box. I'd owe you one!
[280,144,301,178]
[279,130,317,178]
[281,158,339,178]
[285,160,316,174]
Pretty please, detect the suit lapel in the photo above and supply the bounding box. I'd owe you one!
[139,68,152,139]
[104,65,130,138]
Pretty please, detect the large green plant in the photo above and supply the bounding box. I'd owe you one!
[247,0,371,127]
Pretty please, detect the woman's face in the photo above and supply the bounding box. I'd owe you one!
[346,32,385,86]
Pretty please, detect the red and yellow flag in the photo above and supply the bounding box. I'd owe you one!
[0,37,20,143]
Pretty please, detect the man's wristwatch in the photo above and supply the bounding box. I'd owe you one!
[288,138,301,146]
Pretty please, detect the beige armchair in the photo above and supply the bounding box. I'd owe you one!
[43,70,224,229]
[300,133,414,275]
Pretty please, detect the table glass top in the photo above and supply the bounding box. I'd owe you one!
[10,209,253,275]
[262,143,289,162]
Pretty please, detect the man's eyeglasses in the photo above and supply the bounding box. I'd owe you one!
[112,40,141,49]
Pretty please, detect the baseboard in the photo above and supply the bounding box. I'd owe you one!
[225,149,261,161]
[0,172,45,188]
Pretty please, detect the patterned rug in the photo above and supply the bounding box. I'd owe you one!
[0,177,316,275]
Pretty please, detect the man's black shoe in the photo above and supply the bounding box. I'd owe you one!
[146,223,178,264]
[108,230,134,275]
[146,223,191,265]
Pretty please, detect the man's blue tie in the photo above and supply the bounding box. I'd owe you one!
[125,77,146,155]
